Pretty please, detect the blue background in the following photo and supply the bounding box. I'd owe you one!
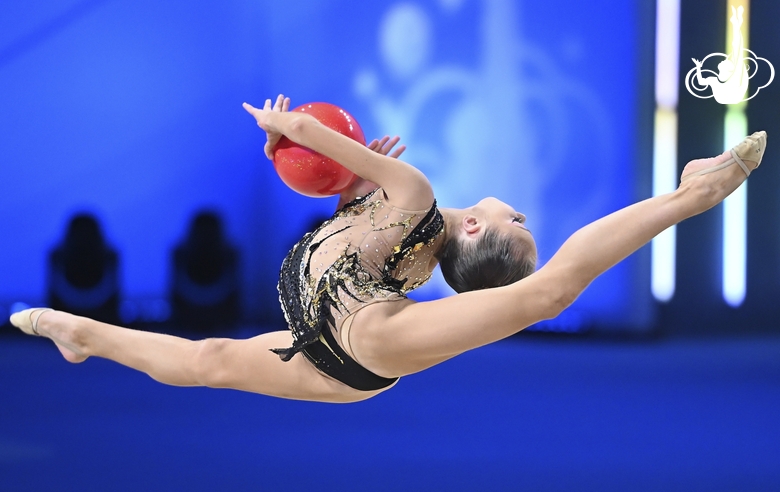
[0,0,646,330]
[2,1,780,490]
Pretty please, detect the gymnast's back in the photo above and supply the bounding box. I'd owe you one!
[273,188,444,363]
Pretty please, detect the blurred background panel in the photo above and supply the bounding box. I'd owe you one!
[0,0,279,323]
[0,0,656,333]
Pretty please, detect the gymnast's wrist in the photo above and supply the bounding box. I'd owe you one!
[280,112,316,141]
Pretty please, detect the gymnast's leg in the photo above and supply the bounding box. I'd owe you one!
[12,310,379,402]
[368,145,764,376]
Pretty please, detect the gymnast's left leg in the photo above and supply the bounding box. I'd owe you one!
[363,134,766,377]
[11,309,379,402]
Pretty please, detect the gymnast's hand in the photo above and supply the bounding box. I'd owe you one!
[243,95,291,160]
[367,135,406,159]
[336,135,406,209]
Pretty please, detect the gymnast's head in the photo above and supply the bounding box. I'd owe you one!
[437,197,537,293]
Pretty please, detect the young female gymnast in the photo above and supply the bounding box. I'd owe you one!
[12,95,767,403]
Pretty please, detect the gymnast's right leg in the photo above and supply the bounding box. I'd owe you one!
[10,309,379,403]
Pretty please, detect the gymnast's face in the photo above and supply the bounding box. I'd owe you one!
[472,197,537,254]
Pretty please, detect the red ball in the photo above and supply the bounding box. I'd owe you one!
[273,102,366,198]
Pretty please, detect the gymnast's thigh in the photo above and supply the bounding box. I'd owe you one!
[209,330,390,403]
[351,277,558,376]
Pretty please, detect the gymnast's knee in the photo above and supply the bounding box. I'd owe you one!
[539,284,580,320]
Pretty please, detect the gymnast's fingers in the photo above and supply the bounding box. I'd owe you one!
[273,94,284,111]
[242,102,262,120]
[389,144,406,159]
[381,136,401,154]
[376,136,390,152]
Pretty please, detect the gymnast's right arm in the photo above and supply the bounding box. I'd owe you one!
[243,96,434,211]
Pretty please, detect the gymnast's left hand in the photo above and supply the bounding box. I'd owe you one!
[367,135,406,159]
[243,94,291,160]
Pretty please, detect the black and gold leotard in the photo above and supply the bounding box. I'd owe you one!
[274,188,444,391]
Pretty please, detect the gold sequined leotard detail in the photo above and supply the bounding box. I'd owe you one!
[274,188,444,362]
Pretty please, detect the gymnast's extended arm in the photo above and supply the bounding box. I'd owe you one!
[243,95,433,211]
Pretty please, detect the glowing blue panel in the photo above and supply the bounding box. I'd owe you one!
[0,0,647,329]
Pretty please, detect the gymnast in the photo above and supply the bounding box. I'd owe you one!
[11,94,767,403]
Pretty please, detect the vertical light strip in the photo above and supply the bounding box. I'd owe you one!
[651,0,681,302]
[722,0,750,307]
[652,110,678,301]
[723,111,748,306]
[655,0,681,108]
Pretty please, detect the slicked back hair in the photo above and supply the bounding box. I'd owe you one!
[437,228,537,293]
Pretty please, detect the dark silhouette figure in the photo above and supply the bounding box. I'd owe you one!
[49,214,120,324]
[171,211,240,332]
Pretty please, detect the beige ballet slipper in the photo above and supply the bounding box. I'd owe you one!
[681,131,767,182]
[10,308,53,336]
